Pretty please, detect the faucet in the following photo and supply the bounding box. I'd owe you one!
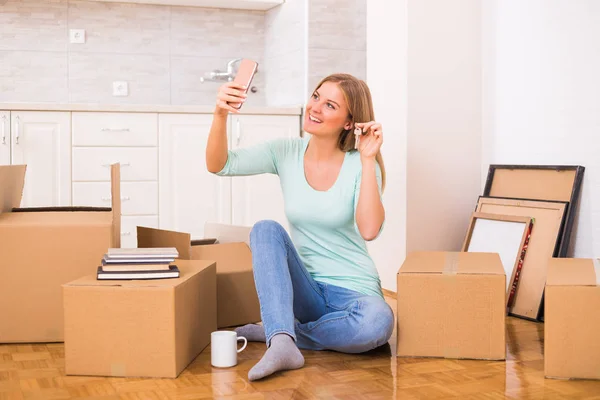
[201,58,242,83]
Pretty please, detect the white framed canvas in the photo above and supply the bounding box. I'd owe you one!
[462,212,533,312]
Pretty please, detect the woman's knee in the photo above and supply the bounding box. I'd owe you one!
[346,298,395,353]
[250,220,286,243]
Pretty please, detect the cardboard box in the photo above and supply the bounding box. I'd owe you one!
[0,164,121,343]
[63,259,217,378]
[137,223,260,328]
[397,251,506,360]
[545,258,600,380]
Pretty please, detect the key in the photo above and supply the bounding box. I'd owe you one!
[354,127,362,149]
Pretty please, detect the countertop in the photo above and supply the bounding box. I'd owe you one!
[0,102,303,116]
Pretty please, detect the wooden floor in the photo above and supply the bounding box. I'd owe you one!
[2,296,600,400]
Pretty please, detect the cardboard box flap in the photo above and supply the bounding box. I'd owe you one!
[204,223,251,245]
[64,261,215,288]
[0,165,26,213]
[190,238,218,246]
[0,210,113,226]
[137,226,192,259]
[1,163,120,248]
[399,252,504,275]
[191,242,252,273]
[546,258,600,286]
[110,164,121,248]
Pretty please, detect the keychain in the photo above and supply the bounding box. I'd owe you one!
[354,127,362,149]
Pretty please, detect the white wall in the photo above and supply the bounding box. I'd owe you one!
[366,0,408,291]
[367,0,482,291]
[482,0,600,257]
[368,0,599,292]
[406,0,482,254]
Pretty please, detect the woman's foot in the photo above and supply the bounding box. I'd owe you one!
[248,334,304,381]
[235,324,266,342]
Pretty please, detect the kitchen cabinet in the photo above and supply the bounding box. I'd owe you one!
[158,113,299,239]
[230,114,298,230]
[1,107,300,245]
[158,113,231,239]
[71,112,159,247]
[0,111,71,208]
[0,112,9,166]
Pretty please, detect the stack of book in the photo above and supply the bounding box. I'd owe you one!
[97,247,180,280]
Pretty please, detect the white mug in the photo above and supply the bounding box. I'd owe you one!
[211,331,248,368]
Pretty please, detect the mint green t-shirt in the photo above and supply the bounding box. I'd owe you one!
[216,136,384,298]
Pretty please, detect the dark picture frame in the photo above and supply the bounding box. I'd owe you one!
[483,164,584,258]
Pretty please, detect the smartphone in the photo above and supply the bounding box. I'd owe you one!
[229,58,258,110]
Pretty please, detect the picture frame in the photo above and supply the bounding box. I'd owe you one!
[475,197,567,321]
[482,164,584,258]
[462,212,534,312]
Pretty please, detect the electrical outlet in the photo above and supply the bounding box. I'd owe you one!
[112,81,128,97]
[69,29,86,44]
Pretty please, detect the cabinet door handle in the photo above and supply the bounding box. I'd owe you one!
[101,162,130,167]
[101,128,130,132]
[236,119,241,146]
[1,115,6,145]
[101,196,131,202]
[15,116,20,145]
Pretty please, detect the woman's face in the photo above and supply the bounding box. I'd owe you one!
[303,81,352,138]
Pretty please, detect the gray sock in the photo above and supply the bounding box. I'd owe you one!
[248,334,304,381]
[234,324,266,342]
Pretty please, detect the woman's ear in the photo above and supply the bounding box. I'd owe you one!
[344,120,353,131]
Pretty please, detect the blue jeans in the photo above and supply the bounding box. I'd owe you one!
[249,220,395,353]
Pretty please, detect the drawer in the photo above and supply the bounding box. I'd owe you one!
[72,182,158,216]
[120,215,159,248]
[72,112,157,146]
[73,147,158,182]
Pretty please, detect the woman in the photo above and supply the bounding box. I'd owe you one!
[206,73,394,381]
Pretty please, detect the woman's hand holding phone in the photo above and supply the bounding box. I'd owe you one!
[215,82,247,116]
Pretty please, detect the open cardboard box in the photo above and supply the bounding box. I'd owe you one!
[0,164,121,343]
[137,223,260,328]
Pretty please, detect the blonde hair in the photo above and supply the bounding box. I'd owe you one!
[313,73,386,192]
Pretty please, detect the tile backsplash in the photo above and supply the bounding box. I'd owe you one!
[264,0,306,106]
[0,0,265,106]
[263,0,367,106]
[68,1,171,55]
[68,53,170,104]
[307,0,366,93]
[0,0,68,52]
[1,50,69,103]
[0,0,365,107]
